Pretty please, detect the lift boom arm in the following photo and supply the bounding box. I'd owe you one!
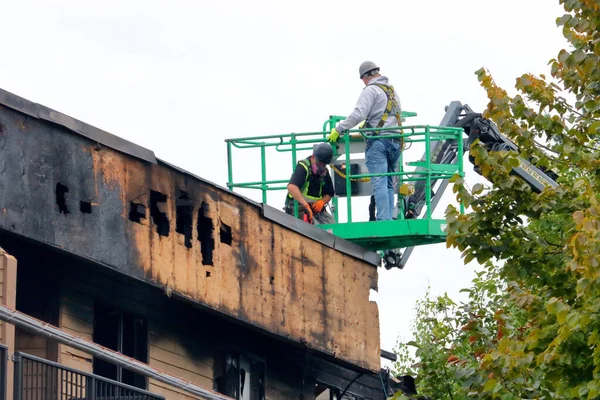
[398,101,558,268]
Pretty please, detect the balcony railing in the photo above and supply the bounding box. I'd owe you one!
[13,352,164,400]
[0,344,7,400]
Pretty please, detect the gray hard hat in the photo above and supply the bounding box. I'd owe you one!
[313,143,334,164]
[359,61,379,78]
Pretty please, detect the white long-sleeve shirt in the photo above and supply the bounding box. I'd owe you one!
[336,75,402,135]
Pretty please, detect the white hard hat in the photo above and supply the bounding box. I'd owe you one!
[359,61,379,78]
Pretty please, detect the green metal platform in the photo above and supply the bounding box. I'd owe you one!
[225,114,464,255]
[319,218,448,251]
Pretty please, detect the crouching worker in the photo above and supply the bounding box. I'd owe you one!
[285,143,335,224]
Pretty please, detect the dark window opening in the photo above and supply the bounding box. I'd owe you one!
[150,190,170,236]
[129,202,147,223]
[80,201,92,214]
[197,202,214,265]
[214,352,265,400]
[206,271,211,278]
[315,383,364,400]
[315,383,339,400]
[55,183,70,214]
[220,221,232,246]
[93,303,148,390]
[176,190,194,249]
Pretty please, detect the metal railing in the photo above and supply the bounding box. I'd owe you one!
[13,352,164,400]
[225,116,464,224]
[0,306,232,400]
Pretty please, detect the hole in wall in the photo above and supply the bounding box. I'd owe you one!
[129,202,147,223]
[270,276,274,284]
[80,201,92,214]
[150,190,170,237]
[197,202,214,266]
[206,271,211,278]
[175,190,193,249]
[220,221,232,246]
[55,183,70,214]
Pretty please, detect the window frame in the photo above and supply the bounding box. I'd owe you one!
[214,349,266,400]
[92,303,149,389]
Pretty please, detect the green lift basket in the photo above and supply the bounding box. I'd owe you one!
[225,114,464,253]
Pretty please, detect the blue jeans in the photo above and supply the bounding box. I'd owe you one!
[365,138,400,221]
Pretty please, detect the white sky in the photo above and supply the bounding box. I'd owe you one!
[1,0,567,367]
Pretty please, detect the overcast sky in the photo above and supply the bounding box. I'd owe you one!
[1,0,568,367]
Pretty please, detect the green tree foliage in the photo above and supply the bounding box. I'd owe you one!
[392,1,600,398]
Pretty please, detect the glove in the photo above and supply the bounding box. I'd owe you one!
[327,128,340,143]
[358,121,366,129]
[303,204,314,224]
[311,199,326,213]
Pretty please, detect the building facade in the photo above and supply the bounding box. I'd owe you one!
[0,88,391,399]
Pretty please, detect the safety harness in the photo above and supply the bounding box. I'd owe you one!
[366,83,402,134]
[287,158,325,201]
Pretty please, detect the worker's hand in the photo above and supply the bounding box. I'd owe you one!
[303,204,314,224]
[327,128,340,143]
[311,199,326,213]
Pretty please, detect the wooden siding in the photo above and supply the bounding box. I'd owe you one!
[58,287,94,373]
[15,329,47,359]
[59,258,217,399]
[148,324,213,400]
[0,248,16,397]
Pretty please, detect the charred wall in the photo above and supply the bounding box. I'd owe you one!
[0,100,380,371]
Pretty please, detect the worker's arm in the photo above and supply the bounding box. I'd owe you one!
[336,87,377,134]
[287,183,309,207]
[287,163,310,206]
[288,183,314,222]
[322,173,334,203]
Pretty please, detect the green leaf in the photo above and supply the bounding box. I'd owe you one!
[472,183,484,195]
[475,68,486,81]
[574,179,586,189]
[557,308,568,324]
[578,385,589,397]
[573,49,586,63]
[588,121,600,135]
[558,49,570,63]
[508,157,520,168]
[484,378,498,392]
[464,252,475,265]
[566,312,580,328]
[556,14,571,26]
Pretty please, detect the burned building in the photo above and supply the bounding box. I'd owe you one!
[0,88,393,399]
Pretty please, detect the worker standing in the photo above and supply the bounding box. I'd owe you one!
[285,143,335,224]
[327,61,402,221]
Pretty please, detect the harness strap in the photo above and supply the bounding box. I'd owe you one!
[371,83,402,130]
[287,159,324,200]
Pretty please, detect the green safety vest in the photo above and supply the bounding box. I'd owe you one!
[288,159,325,201]
[367,83,402,133]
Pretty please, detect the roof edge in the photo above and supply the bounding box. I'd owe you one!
[0,88,157,164]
